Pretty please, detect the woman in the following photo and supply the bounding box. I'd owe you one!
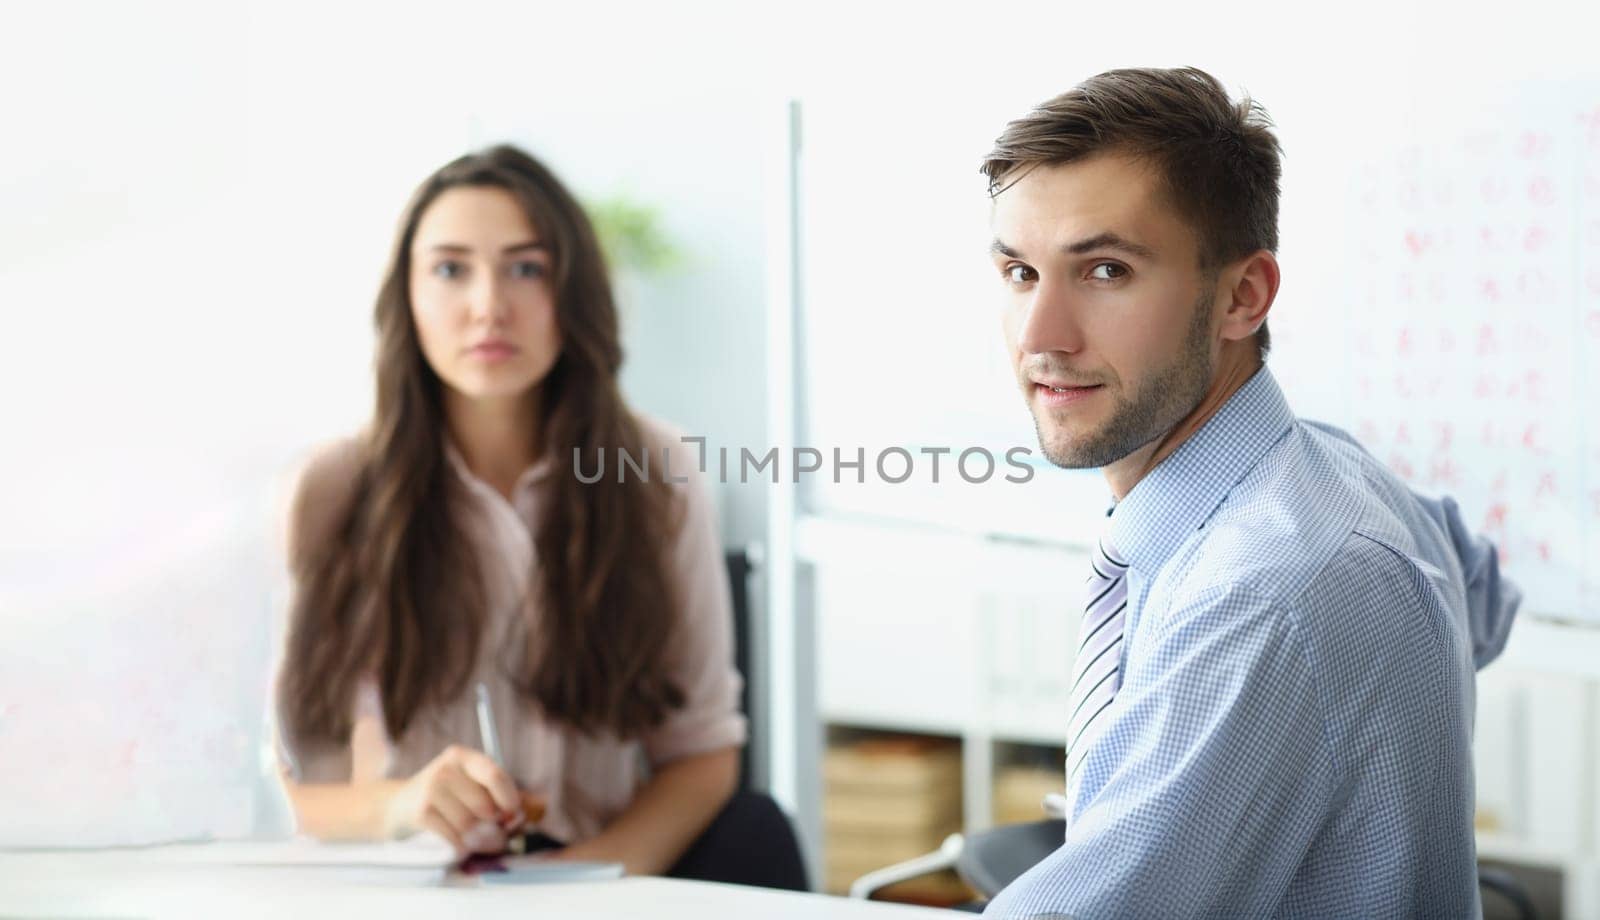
[274,145,746,876]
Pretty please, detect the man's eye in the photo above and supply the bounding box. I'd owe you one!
[510,260,546,280]
[432,261,465,280]
[1006,264,1036,285]
[1089,262,1127,281]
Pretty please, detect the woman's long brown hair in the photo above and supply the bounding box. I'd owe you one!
[280,145,684,746]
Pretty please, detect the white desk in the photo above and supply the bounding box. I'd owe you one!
[0,846,957,919]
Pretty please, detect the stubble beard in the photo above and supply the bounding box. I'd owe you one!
[1032,291,1215,470]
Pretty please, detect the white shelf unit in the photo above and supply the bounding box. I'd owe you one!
[794,511,1600,916]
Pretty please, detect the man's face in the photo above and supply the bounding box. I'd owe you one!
[991,153,1218,470]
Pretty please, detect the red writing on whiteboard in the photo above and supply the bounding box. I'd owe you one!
[1476,324,1499,356]
[1396,274,1416,302]
[1579,106,1600,150]
[1521,370,1545,402]
[1481,176,1508,204]
[1517,131,1552,158]
[1404,230,1432,258]
[1387,453,1415,481]
[1428,456,1461,488]
[1535,470,1558,499]
[1433,422,1455,451]
[1479,277,1502,304]
[1523,225,1549,252]
[1528,176,1557,206]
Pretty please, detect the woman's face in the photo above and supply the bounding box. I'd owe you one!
[408,185,563,407]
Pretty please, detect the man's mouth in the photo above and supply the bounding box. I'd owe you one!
[1033,381,1103,405]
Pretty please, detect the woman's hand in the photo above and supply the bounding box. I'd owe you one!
[382,745,525,854]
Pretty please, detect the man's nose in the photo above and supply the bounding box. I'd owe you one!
[1016,278,1085,356]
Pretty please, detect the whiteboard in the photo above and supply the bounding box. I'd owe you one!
[1281,85,1600,624]
[797,83,1600,625]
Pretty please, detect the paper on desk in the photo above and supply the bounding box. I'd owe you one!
[159,832,458,869]
[478,857,625,885]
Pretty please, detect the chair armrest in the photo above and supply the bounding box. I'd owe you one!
[847,833,966,900]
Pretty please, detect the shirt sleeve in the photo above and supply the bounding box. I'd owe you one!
[984,584,1336,919]
[639,436,749,767]
[1410,492,1521,669]
[271,438,390,786]
[1303,421,1520,670]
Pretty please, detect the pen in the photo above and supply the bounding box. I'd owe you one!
[475,681,527,854]
[475,681,503,766]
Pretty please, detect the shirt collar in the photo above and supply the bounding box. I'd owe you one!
[443,439,555,499]
[1105,366,1294,576]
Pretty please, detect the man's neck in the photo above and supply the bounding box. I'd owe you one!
[444,389,543,501]
[1103,350,1264,501]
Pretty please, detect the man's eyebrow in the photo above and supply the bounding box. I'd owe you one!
[989,233,1157,261]
[1065,232,1157,260]
[989,238,1023,259]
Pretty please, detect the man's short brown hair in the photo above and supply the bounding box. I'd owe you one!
[982,67,1282,357]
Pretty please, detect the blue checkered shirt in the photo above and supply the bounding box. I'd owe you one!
[986,368,1520,919]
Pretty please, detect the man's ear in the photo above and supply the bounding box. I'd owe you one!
[1218,249,1279,344]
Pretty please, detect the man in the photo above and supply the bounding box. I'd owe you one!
[982,67,1519,917]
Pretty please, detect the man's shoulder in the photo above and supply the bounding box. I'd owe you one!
[1167,423,1358,589]
[1169,419,1464,645]
[1164,420,1428,607]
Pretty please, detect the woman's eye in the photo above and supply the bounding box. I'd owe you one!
[1005,264,1036,285]
[510,260,546,280]
[432,260,465,280]
[1089,262,1127,282]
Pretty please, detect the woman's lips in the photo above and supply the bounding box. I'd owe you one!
[469,342,519,362]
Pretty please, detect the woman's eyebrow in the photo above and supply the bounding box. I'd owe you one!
[416,241,548,254]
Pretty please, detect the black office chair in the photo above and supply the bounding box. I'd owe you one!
[664,549,808,892]
[853,818,1540,919]
[725,549,758,791]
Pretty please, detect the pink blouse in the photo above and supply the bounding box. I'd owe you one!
[274,414,747,843]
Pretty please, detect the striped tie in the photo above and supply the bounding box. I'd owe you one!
[1066,537,1129,794]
